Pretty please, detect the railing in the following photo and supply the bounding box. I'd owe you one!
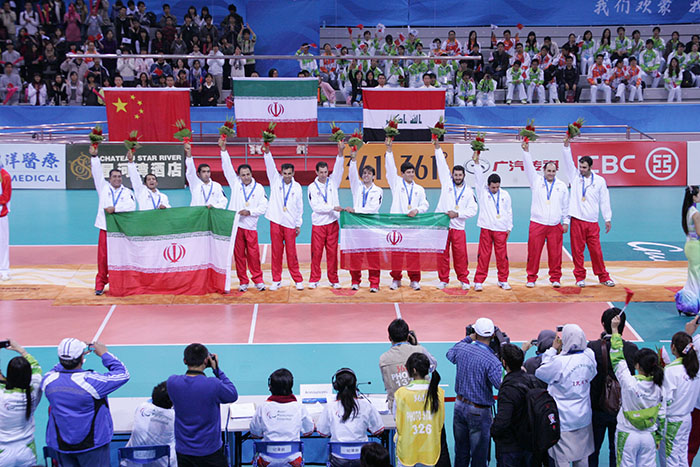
[72,53,480,62]
[444,123,656,142]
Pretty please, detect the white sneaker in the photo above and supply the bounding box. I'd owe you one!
[602,280,616,287]
[331,283,341,289]
[238,284,249,292]
[576,280,586,288]
[295,144,302,154]
[410,281,421,290]
[436,281,448,290]
[0,272,9,281]
[270,281,282,291]
[330,102,336,108]
[322,101,330,107]
[498,281,512,290]
[256,145,263,154]
[474,283,483,291]
[300,145,307,154]
[248,144,256,154]
[295,282,304,291]
[526,282,535,288]
[255,283,266,291]
[390,280,401,290]
[308,282,318,289]
[461,282,471,290]
[551,281,561,288]
[369,287,379,293]
[351,284,359,290]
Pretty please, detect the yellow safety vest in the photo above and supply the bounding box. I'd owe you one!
[394,381,445,466]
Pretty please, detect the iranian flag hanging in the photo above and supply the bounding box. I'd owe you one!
[340,212,450,271]
[106,207,237,296]
[232,78,318,138]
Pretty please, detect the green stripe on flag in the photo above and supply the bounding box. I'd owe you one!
[340,212,450,229]
[232,79,318,98]
[106,206,235,237]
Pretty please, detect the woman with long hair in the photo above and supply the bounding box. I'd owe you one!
[317,368,384,467]
[609,314,664,466]
[580,30,596,75]
[535,324,597,466]
[467,30,480,54]
[677,186,700,315]
[524,31,538,58]
[661,331,700,466]
[394,352,444,467]
[0,339,43,466]
[665,57,683,102]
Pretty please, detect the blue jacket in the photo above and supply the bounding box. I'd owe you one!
[41,353,130,453]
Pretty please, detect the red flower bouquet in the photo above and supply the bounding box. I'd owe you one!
[88,125,104,149]
[173,119,192,143]
[219,117,236,139]
[329,122,345,142]
[123,130,141,151]
[567,117,585,138]
[430,117,446,140]
[470,133,488,152]
[384,115,400,140]
[347,129,364,151]
[519,119,538,142]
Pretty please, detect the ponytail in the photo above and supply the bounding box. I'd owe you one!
[24,387,32,420]
[334,371,359,422]
[406,352,441,414]
[5,356,32,421]
[672,331,699,379]
[635,348,664,387]
[682,186,699,235]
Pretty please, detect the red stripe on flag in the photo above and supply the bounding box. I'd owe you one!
[108,269,226,296]
[341,251,443,271]
[363,89,446,110]
[237,120,318,138]
[104,89,191,142]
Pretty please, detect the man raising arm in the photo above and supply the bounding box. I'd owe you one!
[184,141,227,209]
[127,149,170,210]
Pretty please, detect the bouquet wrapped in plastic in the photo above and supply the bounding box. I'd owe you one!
[567,117,584,138]
[262,122,277,147]
[173,119,192,143]
[384,115,400,140]
[430,117,446,140]
[219,117,236,139]
[470,133,488,152]
[519,119,538,142]
[89,125,104,149]
[329,122,345,142]
[123,130,141,151]
[347,129,364,151]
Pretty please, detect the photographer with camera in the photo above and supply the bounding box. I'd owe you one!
[167,343,238,467]
[522,329,557,374]
[446,318,503,467]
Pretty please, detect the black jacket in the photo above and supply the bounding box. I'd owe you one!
[199,83,219,106]
[491,369,546,455]
[558,65,579,87]
[588,336,638,412]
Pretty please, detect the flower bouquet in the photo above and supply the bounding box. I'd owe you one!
[173,119,192,143]
[123,130,141,151]
[384,115,400,140]
[329,122,345,142]
[519,119,538,143]
[347,129,364,151]
[567,117,584,138]
[219,117,236,139]
[262,122,277,147]
[470,133,488,152]
[430,117,446,140]
[88,125,104,149]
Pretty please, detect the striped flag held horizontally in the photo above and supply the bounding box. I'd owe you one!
[232,78,318,138]
[362,88,446,142]
[340,212,450,271]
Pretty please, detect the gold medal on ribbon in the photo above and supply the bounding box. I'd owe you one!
[407,205,412,210]
[245,202,250,206]
[454,205,459,210]
[581,196,586,202]
[283,206,287,212]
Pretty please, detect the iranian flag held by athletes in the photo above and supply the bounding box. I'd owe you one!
[106,207,236,296]
[362,88,445,142]
[232,78,318,137]
[340,212,449,271]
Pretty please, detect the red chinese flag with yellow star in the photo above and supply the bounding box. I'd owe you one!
[104,88,191,142]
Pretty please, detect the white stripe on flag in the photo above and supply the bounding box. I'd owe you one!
[362,108,445,130]
[234,98,317,122]
[340,227,448,253]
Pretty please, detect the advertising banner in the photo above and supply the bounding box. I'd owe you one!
[0,144,65,189]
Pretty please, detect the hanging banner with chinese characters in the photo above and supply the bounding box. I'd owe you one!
[0,144,65,189]
[65,144,185,190]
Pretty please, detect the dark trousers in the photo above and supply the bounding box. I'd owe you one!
[588,410,617,467]
[437,426,451,467]
[177,447,228,467]
[496,451,533,467]
[56,445,110,466]
[558,84,582,102]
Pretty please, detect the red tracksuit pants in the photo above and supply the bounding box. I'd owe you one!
[309,221,339,283]
[96,229,108,290]
[270,222,303,283]
[235,228,263,285]
[570,217,611,282]
[350,269,381,288]
[438,228,470,284]
[526,221,563,283]
[474,228,509,283]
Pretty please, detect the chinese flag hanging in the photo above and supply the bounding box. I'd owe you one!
[104,88,191,142]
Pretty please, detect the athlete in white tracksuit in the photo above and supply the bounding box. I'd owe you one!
[609,324,664,467]
[0,342,42,467]
[659,332,700,467]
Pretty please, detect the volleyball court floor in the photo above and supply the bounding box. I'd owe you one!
[0,188,690,466]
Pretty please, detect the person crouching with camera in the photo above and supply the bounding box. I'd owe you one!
[446,318,503,467]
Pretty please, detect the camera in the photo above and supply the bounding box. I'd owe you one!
[407,330,418,345]
[465,324,511,358]
[530,339,538,346]
[0,340,9,349]
[557,325,564,332]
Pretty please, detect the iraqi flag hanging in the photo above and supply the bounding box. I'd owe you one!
[340,212,449,271]
[106,207,237,296]
[232,78,318,138]
[103,88,191,142]
[362,88,445,142]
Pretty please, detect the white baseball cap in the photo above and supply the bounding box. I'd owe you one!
[58,338,87,360]
[473,318,495,337]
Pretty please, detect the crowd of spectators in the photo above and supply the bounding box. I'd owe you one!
[3,311,700,466]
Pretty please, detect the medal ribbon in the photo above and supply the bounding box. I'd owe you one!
[243,181,256,204]
[403,179,414,208]
[581,172,594,200]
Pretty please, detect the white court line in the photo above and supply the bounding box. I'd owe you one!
[261,244,268,264]
[562,244,573,261]
[394,303,401,319]
[248,304,259,344]
[92,304,116,343]
[607,301,643,342]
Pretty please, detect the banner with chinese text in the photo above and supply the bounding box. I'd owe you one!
[0,144,65,189]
